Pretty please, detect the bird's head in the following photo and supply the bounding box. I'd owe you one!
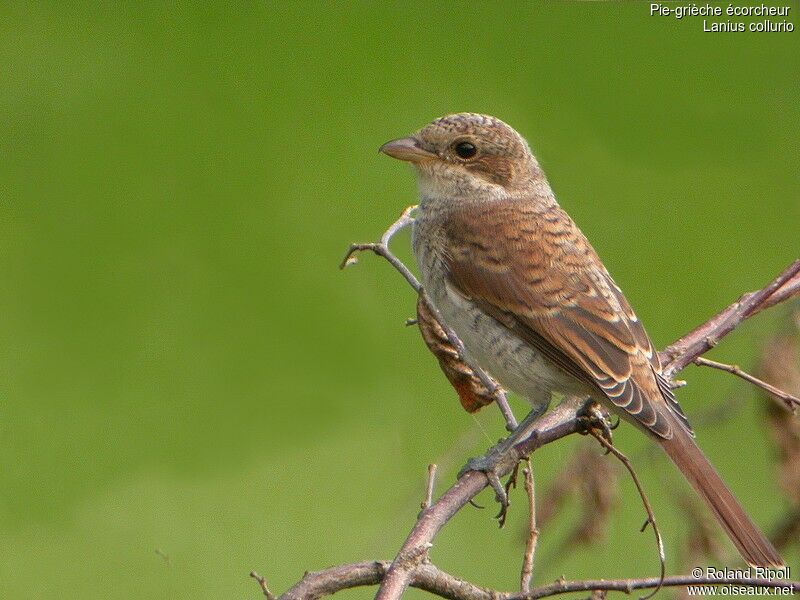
[380,113,543,198]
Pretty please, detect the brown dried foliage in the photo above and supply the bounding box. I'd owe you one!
[535,444,620,551]
[758,308,800,550]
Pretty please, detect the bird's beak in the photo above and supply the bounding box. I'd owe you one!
[379,137,436,163]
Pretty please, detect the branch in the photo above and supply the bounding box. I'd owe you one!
[250,571,277,600]
[695,356,800,413]
[511,575,799,599]
[329,219,800,600]
[276,561,497,600]
[341,207,518,430]
[340,205,421,292]
[661,258,800,376]
[519,459,538,594]
[374,402,583,600]
[264,559,799,600]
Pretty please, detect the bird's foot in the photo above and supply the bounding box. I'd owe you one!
[458,439,521,526]
[577,401,616,450]
[458,405,549,526]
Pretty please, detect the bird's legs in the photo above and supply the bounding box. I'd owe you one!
[459,397,617,524]
[458,401,550,524]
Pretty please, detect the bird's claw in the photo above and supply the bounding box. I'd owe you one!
[458,447,520,526]
[578,402,615,450]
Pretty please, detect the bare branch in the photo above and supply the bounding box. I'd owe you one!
[259,559,799,600]
[273,561,498,600]
[335,219,800,600]
[490,386,518,431]
[250,571,277,600]
[694,356,800,413]
[661,258,800,376]
[340,206,519,430]
[520,459,538,593]
[374,402,583,600]
[510,575,799,599]
[421,464,438,511]
[340,205,420,291]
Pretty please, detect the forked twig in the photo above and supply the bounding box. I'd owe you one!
[340,205,420,291]
[694,356,800,413]
[250,571,277,600]
[661,258,800,376]
[340,206,518,430]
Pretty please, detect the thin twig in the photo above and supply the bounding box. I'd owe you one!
[520,458,538,593]
[340,205,421,291]
[340,206,518,430]
[495,392,519,430]
[513,575,799,599]
[588,432,665,600]
[421,464,438,511]
[694,356,800,413]
[250,571,277,600]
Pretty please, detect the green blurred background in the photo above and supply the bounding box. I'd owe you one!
[1,2,798,598]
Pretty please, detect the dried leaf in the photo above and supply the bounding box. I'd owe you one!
[758,309,800,506]
[535,445,620,550]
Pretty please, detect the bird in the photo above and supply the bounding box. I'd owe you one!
[379,113,783,568]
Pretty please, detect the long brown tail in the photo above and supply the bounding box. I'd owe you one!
[660,424,784,567]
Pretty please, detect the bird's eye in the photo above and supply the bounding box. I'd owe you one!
[453,141,477,159]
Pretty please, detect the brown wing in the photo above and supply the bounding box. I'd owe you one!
[416,295,495,413]
[442,199,692,439]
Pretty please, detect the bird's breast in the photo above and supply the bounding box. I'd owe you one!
[412,213,583,407]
